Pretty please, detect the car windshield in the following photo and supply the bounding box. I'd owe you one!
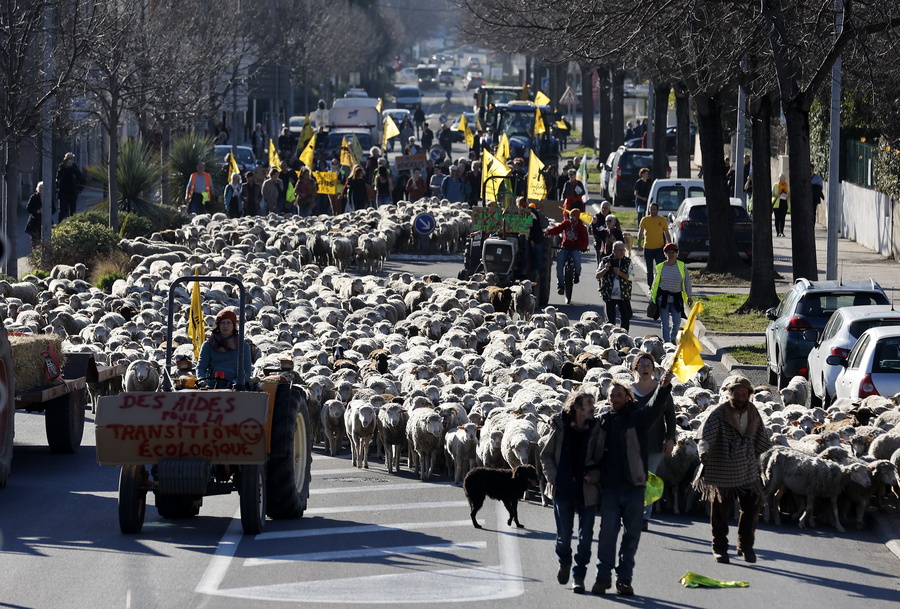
[619,152,653,169]
[686,206,751,223]
[499,111,533,137]
[656,186,705,211]
[216,146,254,165]
[397,88,419,97]
[797,292,889,317]
[873,337,900,372]
[848,318,900,339]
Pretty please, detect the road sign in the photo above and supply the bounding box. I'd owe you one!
[413,213,436,235]
[439,114,448,124]
[559,86,579,105]
[429,146,443,162]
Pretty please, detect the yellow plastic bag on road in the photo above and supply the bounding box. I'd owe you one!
[679,572,749,588]
[644,471,663,506]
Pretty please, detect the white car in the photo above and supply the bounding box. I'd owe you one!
[830,326,900,400]
[648,178,705,215]
[807,305,900,406]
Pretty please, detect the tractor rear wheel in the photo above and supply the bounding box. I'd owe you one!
[266,384,312,519]
[118,465,147,534]
[0,326,15,488]
[240,464,266,535]
[45,387,86,454]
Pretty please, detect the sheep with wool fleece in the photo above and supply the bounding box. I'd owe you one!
[445,423,479,485]
[344,400,378,469]
[869,431,900,460]
[406,407,444,481]
[320,399,347,457]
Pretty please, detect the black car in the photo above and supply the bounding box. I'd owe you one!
[667,197,752,262]
[607,147,669,207]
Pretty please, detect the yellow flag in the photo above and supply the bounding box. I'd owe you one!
[671,302,706,382]
[187,277,205,362]
[268,139,281,168]
[457,114,474,148]
[227,151,240,179]
[534,90,551,106]
[376,98,383,114]
[496,133,511,166]
[535,108,546,135]
[482,149,510,202]
[297,116,313,152]
[383,114,400,148]
[555,119,568,130]
[527,153,547,201]
[300,133,316,167]
[340,137,357,168]
[349,134,364,163]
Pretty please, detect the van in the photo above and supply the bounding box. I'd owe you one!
[648,178,705,215]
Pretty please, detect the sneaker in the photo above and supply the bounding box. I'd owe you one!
[591,577,611,595]
[615,579,634,596]
[642,520,649,532]
[573,274,580,284]
[572,579,585,594]
[557,286,564,295]
[557,563,571,585]
[714,552,730,564]
[738,548,757,563]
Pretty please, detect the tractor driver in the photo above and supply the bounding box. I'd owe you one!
[197,309,253,387]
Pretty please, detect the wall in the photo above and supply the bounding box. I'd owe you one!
[820,180,893,258]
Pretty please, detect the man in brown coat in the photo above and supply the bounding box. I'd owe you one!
[696,375,772,564]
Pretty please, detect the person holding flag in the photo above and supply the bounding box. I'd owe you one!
[650,243,693,343]
[268,139,282,169]
[383,114,401,152]
[196,309,253,389]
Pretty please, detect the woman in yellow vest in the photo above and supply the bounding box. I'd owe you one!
[650,243,693,343]
[772,173,790,237]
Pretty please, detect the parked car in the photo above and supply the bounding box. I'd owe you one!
[649,178,705,215]
[466,72,485,90]
[607,146,669,207]
[807,305,900,406]
[214,145,257,174]
[624,124,696,155]
[667,197,752,262]
[395,85,422,110]
[597,151,617,200]
[829,327,900,400]
[765,278,889,388]
[466,56,481,71]
[438,69,454,86]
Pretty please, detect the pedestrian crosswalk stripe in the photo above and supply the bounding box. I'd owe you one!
[255,519,478,541]
[310,482,451,495]
[304,500,468,515]
[244,541,487,567]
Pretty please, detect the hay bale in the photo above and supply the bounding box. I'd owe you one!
[10,334,66,392]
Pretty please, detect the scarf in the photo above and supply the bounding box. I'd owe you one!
[209,332,238,353]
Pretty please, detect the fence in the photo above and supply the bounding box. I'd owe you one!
[843,139,875,188]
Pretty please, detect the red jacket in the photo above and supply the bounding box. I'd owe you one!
[546,219,589,250]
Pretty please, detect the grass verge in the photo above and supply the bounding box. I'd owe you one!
[724,344,767,366]
[696,293,768,333]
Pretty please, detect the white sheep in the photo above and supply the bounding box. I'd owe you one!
[320,399,346,457]
[869,431,900,460]
[377,403,408,474]
[444,422,479,485]
[123,359,160,393]
[344,400,377,469]
[500,418,539,469]
[406,407,443,481]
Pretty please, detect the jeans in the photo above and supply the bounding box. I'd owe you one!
[556,247,581,287]
[659,300,682,343]
[644,453,663,520]
[596,486,645,582]
[376,192,393,207]
[643,247,664,285]
[604,299,632,331]
[710,490,762,554]
[554,499,597,582]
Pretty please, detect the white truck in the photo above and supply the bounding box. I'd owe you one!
[325,98,383,161]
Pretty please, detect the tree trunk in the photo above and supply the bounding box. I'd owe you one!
[579,63,595,148]
[652,82,670,180]
[3,143,20,278]
[695,92,741,272]
[674,83,691,178]
[783,99,817,280]
[739,91,780,312]
[597,66,613,160]
[612,69,625,149]
[524,55,532,86]
[108,129,120,233]
[160,121,171,208]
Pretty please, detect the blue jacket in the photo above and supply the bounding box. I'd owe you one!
[197,340,253,384]
[441,175,465,202]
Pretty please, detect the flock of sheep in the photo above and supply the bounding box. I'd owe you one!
[1,196,899,534]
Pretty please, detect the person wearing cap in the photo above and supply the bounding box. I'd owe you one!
[696,376,772,564]
[56,152,86,222]
[312,99,329,133]
[196,309,254,387]
[440,165,465,203]
[545,209,590,296]
[650,243,692,343]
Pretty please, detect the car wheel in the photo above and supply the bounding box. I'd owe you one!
[767,367,778,387]
[810,389,823,409]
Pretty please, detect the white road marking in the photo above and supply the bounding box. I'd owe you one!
[70,491,119,499]
[310,482,451,495]
[255,519,478,541]
[305,500,469,515]
[194,510,242,596]
[244,541,487,567]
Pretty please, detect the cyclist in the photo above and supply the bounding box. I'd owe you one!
[545,209,590,295]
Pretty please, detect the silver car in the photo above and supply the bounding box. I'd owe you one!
[830,327,900,400]
[806,305,900,406]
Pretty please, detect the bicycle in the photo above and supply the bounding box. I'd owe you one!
[552,246,588,305]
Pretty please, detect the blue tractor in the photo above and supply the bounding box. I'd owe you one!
[485,100,560,165]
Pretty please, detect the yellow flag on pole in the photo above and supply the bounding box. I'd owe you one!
[226,151,240,179]
[534,90,551,106]
[383,114,400,148]
[300,133,316,167]
[340,137,357,168]
[482,149,510,203]
[496,133,511,166]
[268,139,281,168]
[349,134,364,163]
[457,114,474,148]
[527,153,547,201]
[671,301,706,382]
[535,108,546,135]
[187,276,205,362]
[296,116,313,153]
